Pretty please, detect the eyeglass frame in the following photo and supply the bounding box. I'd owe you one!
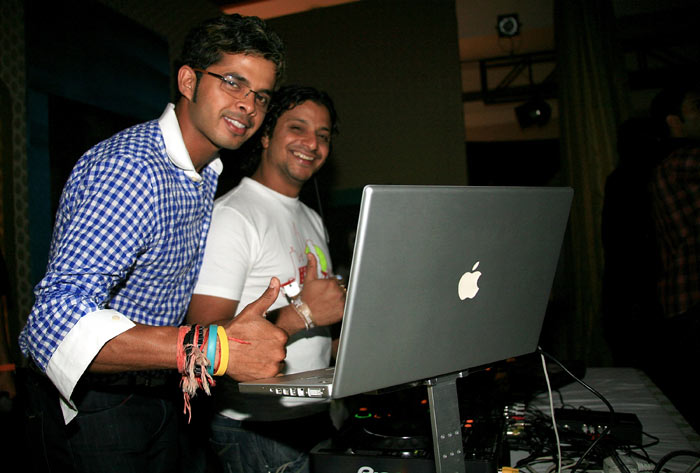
[192,68,272,111]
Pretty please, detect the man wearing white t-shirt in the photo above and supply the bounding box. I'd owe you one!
[188,85,345,473]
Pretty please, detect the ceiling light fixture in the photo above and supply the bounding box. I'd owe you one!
[497,14,520,38]
[515,98,551,128]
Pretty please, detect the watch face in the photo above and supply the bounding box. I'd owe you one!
[497,14,520,37]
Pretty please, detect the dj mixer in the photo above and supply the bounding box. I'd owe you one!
[310,355,588,473]
[311,370,512,473]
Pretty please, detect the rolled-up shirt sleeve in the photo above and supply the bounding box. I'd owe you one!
[19,107,218,424]
[50,310,134,422]
[20,151,157,421]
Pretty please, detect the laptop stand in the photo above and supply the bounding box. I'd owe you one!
[425,371,468,473]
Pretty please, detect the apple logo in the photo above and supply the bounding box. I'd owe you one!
[458,261,482,300]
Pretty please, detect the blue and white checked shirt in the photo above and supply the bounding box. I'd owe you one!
[19,104,222,421]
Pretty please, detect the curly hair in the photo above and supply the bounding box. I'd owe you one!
[239,85,340,174]
[262,85,339,138]
[177,14,286,93]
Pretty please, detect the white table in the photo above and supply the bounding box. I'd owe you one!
[527,367,700,472]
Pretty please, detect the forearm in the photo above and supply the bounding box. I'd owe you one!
[187,294,238,327]
[270,305,307,336]
[89,323,180,372]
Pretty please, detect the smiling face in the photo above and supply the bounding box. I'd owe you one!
[254,100,332,197]
[176,52,277,170]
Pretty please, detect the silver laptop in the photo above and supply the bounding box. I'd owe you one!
[238,185,573,399]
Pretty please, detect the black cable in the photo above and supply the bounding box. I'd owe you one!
[312,177,330,244]
[537,347,616,415]
[555,388,566,407]
[610,451,632,473]
[640,431,660,450]
[623,449,656,471]
[537,347,623,473]
[652,450,700,473]
[687,458,700,473]
[619,438,655,465]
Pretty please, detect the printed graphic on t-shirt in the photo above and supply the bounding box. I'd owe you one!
[283,222,329,289]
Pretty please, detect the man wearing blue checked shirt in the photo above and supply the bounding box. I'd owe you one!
[18,14,288,473]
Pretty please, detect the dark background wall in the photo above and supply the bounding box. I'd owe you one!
[24,0,170,286]
[217,0,468,202]
[23,0,467,287]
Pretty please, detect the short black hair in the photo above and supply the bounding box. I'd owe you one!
[176,14,286,98]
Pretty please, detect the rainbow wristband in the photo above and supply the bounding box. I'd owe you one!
[206,325,218,376]
[214,326,229,376]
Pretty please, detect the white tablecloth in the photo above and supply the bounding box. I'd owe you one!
[528,367,700,472]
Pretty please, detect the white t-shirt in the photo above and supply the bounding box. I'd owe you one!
[194,177,333,421]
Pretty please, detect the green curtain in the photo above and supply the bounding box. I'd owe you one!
[554,0,631,364]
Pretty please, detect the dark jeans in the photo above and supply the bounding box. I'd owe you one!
[209,411,335,473]
[21,366,181,473]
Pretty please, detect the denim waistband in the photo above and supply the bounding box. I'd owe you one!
[28,359,177,392]
[79,369,176,389]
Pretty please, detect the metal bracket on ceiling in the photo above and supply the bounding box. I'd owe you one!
[462,50,557,104]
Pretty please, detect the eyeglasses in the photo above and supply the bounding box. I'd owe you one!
[193,68,271,111]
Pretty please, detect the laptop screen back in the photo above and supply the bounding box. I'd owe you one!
[330,185,573,398]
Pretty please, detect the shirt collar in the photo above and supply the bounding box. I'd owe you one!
[158,103,223,182]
